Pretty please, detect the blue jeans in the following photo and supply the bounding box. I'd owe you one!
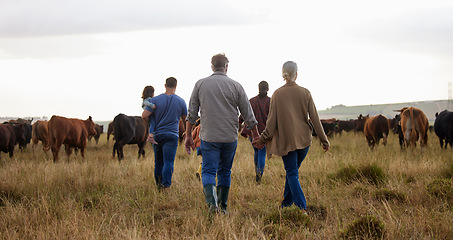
[153,133,179,188]
[249,137,266,175]
[200,140,237,187]
[281,147,310,210]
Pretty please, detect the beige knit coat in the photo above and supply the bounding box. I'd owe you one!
[259,82,329,157]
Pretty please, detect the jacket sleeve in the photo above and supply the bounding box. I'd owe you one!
[187,82,200,125]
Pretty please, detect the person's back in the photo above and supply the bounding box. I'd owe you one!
[192,72,252,143]
[151,93,186,137]
[249,81,271,134]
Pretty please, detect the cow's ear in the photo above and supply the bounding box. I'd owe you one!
[89,116,92,121]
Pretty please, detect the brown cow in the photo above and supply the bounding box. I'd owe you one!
[0,123,24,159]
[32,120,49,154]
[48,115,97,162]
[398,107,429,149]
[88,124,104,144]
[363,114,389,148]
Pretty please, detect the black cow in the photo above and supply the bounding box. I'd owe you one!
[0,123,25,159]
[389,116,397,134]
[434,110,453,149]
[21,123,32,150]
[310,120,337,138]
[337,120,355,134]
[321,120,338,137]
[392,114,405,149]
[112,114,148,161]
[88,124,104,144]
[3,122,31,150]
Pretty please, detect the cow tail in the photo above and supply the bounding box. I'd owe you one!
[383,132,387,145]
[409,108,417,145]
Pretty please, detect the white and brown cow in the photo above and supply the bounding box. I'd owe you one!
[398,107,429,150]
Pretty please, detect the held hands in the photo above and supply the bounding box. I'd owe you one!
[252,137,265,150]
[184,135,196,154]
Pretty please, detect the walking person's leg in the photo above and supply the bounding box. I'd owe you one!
[161,135,179,189]
[200,141,221,211]
[153,140,164,191]
[296,147,309,168]
[255,146,266,183]
[282,149,307,210]
[250,137,265,183]
[217,141,237,214]
[281,176,293,207]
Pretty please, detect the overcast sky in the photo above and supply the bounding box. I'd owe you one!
[1,0,452,121]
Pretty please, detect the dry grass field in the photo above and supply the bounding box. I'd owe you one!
[0,131,452,239]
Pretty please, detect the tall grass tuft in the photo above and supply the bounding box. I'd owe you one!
[329,163,385,185]
[339,215,384,239]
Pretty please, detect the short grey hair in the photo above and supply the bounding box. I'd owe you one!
[211,53,229,72]
[282,61,298,82]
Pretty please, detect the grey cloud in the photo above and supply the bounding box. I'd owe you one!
[0,0,260,37]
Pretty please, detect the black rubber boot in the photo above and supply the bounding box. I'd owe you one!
[155,176,163,192]
[255,172,263,184]
[203,184,218,213]
[217,185,230,214]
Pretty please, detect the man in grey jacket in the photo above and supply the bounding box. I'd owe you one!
[185,53,259,214]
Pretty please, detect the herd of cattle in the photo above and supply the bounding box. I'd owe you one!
[1,107,453,161]
[0,113,185,162]
[318,107,453,150]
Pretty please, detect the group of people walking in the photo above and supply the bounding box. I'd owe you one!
[141,53,330,215]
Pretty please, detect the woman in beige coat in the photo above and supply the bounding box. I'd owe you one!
[253,61,329,213]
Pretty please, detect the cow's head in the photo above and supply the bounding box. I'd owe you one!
[396,107,409,113]
[435,110,448,118]
[96,124,104,134]
[355,114,369,132]
[85,116,97,136]
[393,114,402,134]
